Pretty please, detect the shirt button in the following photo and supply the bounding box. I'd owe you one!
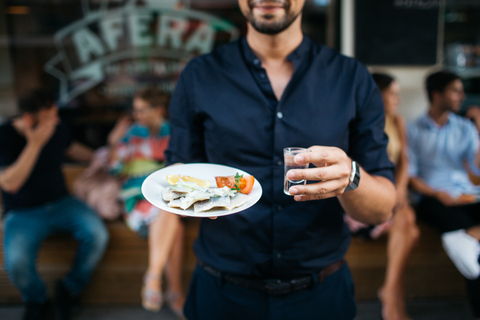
[276,159,283,166]
[276,205,283,211]
[276,252,282,259]
[253,58,260,65]
[277,112,283,119]
[259,72,266,79]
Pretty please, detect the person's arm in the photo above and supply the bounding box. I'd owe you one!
[107,115,132,147]
[394,115,410,204]
[287,64,395,225]
[65,141,94,163]
[409,176,457,206]
[0,116,57,194]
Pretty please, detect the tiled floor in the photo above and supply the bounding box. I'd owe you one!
[0,298,474,320]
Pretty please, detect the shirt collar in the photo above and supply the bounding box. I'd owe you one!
[241,34,311,69]
[420,112,453,130]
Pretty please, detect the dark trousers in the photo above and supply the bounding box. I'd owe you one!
[417,196,480,317]
[183,262,356,320]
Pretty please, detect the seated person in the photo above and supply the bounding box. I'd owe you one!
[408,71,480,319]
[108,88,185,317]
[344,73,419,320]
[0,89,109,320]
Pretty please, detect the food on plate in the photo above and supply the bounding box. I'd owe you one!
[215,172,255,194]
[162,177,251,213]
[166,174,211,188]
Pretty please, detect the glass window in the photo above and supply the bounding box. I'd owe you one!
[2,0,337,147]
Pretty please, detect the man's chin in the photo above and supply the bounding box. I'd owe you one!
[250,17,291,34]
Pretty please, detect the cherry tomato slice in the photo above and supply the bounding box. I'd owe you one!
[215,175,255,194]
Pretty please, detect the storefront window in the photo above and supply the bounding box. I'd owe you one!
[2,0,337,147]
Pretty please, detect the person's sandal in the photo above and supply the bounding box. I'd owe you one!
[141,274,163,312]
[165,291,186,320]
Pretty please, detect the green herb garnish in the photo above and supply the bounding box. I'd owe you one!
[232,172,244,192]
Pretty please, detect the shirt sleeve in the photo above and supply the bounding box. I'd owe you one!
[464,120,480,176]
[165,63,208,166]
[347,63,395,183]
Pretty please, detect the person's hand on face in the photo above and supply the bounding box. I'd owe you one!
[24,108,59,148]
[465,105,480,130]
[286,146,352,201]
[108,115,133,146]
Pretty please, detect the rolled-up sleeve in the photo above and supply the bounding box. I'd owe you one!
[348,63,395,183]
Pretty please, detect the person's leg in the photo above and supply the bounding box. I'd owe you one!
[184,264,268,320]
[465,276,480,320]
[142,205,180,310]
[465,203,480,241]
[49,196,109,296]
[164,221,185,313]
[466,226,480,241]
[418,197,480,318]
[417,196,475,233]
[184,263,356,320]
[379,204,419,320]
[3,206,55,319]
[465,205,480,320]
[3,207,52,303]
[270,263,357,320]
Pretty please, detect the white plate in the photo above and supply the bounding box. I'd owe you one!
[141,163,263,217]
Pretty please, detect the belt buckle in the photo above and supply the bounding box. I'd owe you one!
[264,279,291,295]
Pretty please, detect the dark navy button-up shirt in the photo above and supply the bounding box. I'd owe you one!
[166,36,394,278]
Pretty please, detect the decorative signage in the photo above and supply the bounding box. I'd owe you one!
[44,0,239,105]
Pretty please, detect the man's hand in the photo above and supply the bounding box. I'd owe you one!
[434,191,458,207]
[24,115,58,149]
[286,146,351,201]
[465,106,480,131]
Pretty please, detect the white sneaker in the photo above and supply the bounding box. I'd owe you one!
[441,229,480,280]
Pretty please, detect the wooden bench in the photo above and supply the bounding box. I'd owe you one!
[0,165,466,305]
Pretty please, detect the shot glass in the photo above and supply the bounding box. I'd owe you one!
[283,147,309,196]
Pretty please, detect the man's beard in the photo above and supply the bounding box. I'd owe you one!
[246,0,300,35]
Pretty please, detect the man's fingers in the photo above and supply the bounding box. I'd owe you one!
[286,165,349,183]
[293,191,342,202]
[209,216,218,220]
[288,180,346,198]
[294,147,342,166]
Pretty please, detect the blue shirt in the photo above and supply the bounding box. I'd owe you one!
[408,112,480,197]
[0,121,72,213]
[166,36,394,277]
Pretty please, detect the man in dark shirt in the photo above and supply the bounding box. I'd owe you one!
[0,89,109,320]
[166,1,396,319]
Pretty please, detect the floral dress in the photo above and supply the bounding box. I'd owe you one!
[110,122,170,237]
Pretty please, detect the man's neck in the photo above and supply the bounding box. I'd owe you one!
[246,17,303,64]
[428,105,450,126]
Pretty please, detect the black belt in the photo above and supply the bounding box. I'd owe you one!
[198,259,345,296]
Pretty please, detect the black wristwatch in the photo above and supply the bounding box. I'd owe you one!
[344,160,360,192]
